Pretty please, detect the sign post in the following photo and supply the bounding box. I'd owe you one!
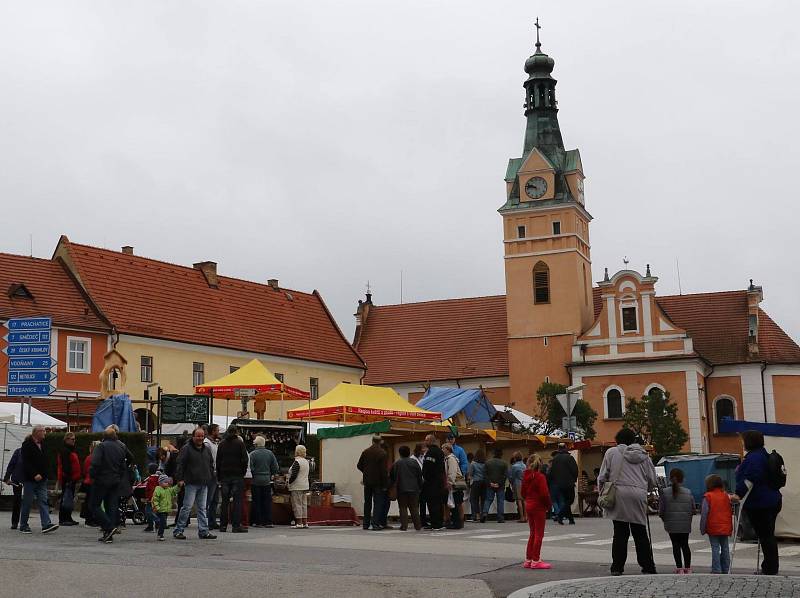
[3,317,55,425]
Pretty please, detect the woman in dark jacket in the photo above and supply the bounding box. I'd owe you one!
[735,430,782,575]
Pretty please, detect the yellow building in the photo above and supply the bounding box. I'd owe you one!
[54,236,365,423]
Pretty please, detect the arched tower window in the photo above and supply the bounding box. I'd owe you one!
[714,396,736,434]
[605,387,624,420]
[533,261,550,304]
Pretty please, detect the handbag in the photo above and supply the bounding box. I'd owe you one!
[504,484,515,503]
[597,448,623,510]
[453,470,468,492]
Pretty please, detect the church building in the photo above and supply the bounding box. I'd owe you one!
[353,32,800,454]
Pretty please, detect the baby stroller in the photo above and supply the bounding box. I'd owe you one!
[116,465,146,526]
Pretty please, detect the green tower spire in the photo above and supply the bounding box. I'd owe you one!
[522,18,565,165]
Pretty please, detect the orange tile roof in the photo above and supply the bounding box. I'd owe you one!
[359,289,800,384]
[60,240,364,370]
[356,296,508,385]
[0,253,108,331]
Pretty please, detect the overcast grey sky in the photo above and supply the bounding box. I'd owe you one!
[1,1,798,342]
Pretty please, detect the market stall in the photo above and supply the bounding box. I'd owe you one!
[316,418,565,518]
[287,384,442,524]
[195,358,310,420]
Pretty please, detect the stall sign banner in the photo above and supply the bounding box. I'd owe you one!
[287,405,441,421]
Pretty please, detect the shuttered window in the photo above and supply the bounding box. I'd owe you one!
[533,262,550,304]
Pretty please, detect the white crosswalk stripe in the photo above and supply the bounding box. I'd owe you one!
[779,546,800,557]
[697,543,755,553]
[541,533,595,542]
[473,532,530,540]
[651,539,704,550]
[576,538,615,545]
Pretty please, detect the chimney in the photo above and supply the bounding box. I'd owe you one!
[193,261,219,288]
[121,246,134,255]
[747,279,764,357]
[267,279,279,290]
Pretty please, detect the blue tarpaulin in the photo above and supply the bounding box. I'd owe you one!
[719,418,800,439]
[415,388,497,425]
[92,394,138,433]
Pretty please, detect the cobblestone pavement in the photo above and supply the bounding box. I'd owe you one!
[508,574,800,598]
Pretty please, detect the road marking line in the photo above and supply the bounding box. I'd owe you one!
[541,533,596,542]
[697,543,755,553]
[779,547,800,557]
[473,532,530,539]
[651,539,704,550]
[576,538,615,545]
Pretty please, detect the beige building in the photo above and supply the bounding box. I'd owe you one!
[54,236,365,423]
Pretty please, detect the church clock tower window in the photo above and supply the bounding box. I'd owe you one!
[533,261,550,304]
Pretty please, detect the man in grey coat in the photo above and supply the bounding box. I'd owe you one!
[597,428,658,575]
[173,428,217,540]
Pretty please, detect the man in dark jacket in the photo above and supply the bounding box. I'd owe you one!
[390,445,423,531]
[357,435,388,531]
[215,425,249,533]
[19,426,58,534]
[89,426,131,543]
[422,434,446,530]
[3,447,24,529]
[549,443,579,524]
[174,428,216,540]
[481,448,508,523]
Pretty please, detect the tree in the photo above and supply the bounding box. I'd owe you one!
[531,381,597,440]
[622,388,689,459]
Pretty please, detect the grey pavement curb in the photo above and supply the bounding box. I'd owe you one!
[506,574,800,598]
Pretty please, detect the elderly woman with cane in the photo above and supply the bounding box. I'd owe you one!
[597,428,658,576]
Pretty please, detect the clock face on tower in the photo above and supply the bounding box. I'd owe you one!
[525,176,548,200]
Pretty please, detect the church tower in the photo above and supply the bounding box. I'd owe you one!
[500,23,594,413]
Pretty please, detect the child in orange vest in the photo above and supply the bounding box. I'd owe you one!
[700,474,733,574]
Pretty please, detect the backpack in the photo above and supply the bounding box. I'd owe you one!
[767,450,787,491]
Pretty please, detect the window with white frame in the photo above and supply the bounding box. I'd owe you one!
[646,385,665,400]
[141,356,153,383]
[621,305,638,333]
[67,337,90,373]
[192,362,204,386]
[605,387,624,420]
[714,396,736,433]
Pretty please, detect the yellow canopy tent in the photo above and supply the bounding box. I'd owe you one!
[195,359,309,419]
[286,383,441,424]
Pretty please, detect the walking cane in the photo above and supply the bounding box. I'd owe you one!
[730,480,753,572]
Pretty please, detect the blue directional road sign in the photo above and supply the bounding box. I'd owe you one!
[8,357,56,370]
[5,316,55,396]
[4,330,51,344]
[5,317,51,331]
[6,384,56,397]
[2,343,51,357]
[8,370,56,383]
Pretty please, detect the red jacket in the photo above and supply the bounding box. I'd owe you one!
[704,488,733,536]
[144,474,160,501]
[57,450,82,483]
[521,469,551,512]
[83,454,93,485]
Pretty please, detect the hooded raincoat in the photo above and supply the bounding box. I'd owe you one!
[597,443,657,526]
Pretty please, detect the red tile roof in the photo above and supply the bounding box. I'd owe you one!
[0,253,108,331]
[60,240,364,370]
[355,296,508,385]
[359,289,800,384]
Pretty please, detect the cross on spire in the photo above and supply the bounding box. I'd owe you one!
[534,17,542,51]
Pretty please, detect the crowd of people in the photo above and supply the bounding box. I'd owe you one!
[0,424,786,576]
[1,422,311,542]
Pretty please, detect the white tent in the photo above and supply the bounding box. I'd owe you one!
[0,403,67,427]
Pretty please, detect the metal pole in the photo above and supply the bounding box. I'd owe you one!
[567,391,573,435]
[26,396,32,426]
[156,386,162,449]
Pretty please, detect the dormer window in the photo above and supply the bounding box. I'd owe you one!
[621,306,638,332]
[7,283,33,300]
